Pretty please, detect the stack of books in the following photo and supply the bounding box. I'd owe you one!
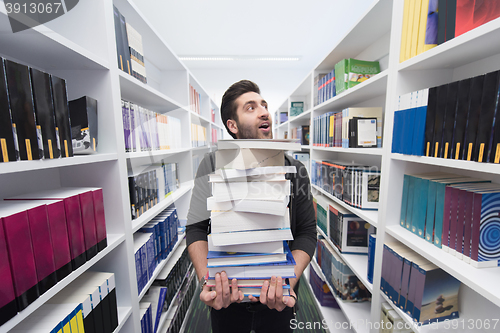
[205,139,301,297]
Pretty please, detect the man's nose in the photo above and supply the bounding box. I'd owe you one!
[258,105,270,117]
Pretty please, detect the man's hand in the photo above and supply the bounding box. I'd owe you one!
[199,271,243,310]
[248,276,296,312]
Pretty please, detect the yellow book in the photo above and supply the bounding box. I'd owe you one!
[400,0,411,63]
[405,0,416,61]
[410,0,422,58]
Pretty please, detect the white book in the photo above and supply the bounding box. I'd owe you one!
[215,165,296,179]
[216,149,285,170]
[207,252,287,267]
[208,235,283,254]
[207,196,288,216]
[210,209,290,233]
[210,228,293,246]
[212,180,290,202]
[217,139,301,151]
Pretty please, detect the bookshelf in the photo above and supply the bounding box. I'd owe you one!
[274,0,500,331]
[0,0,222,332]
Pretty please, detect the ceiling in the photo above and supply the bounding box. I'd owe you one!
[135,0,375,106]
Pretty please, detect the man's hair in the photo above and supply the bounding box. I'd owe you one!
[221,80,260,139]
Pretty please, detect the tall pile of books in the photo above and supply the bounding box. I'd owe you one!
[205,139,301,297]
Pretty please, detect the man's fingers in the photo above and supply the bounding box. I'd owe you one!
[200,289,217,303]
[259,280,269,304]
[231,278,239,302]
[248,295,260,302]
[267,276,276,305]
[221,272,231,305]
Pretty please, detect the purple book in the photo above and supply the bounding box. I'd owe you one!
[0,203,39,311]
[130,103,137,152]
[92,188,108,252]
[122,100,130,152]
[0,212,17,325]
[44,200,72,280]
[399,257,412,312]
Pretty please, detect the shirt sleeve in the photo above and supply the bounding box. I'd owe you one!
[289,161,317,259]
[186,152,213,247]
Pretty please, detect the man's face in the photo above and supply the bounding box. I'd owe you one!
[228,91,273,139]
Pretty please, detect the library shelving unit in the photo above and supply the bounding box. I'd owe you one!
[0,0,222,332]
[273,0,500,332]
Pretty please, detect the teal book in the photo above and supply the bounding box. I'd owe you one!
[400,175,410,228]
[406,176,416,231]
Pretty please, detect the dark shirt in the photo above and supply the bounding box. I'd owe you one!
[186,151,317,260]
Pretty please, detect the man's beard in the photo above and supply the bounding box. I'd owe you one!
[236,120,273,139]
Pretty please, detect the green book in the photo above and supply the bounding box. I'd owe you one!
[346,58,381,89]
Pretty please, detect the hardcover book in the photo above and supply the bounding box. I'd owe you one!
[30,67,59,159]
[5,59,42,161]
[451,78,472,160]
[51,75,74,158]
[462,74,485,161]
[0,58,18,163]
[210,209,289,233]
[69,96,98,154]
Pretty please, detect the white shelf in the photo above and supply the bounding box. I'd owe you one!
[0,154,119,175]
[138,236,186,300]
[386,225,500,307]
[312,184,378,227]
[317,227,373,293]
[0,5,109,71]
[116,307,133,333]
[314,70,388,112]
[314,146,383,156]
[282,109,312,127]
[399,17,500,72]
[391,153,500,175]
[0,234,125,332]
[131,183,193,233]
[119,72,184,113]
[310,259,371,333]
[190,111,211,125]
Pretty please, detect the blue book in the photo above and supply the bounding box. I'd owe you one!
[367,234,376,284]
[412,106,428,156]
[392,110,404,153]
[207,242,290,267]
[400,175,410,227]
[404,108,417,155]
[208,243,296,279]
[154,287,167,333]
[405,176,416,231]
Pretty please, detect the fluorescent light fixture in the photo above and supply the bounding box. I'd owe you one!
[179,56,300,61]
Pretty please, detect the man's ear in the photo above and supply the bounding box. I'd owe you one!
[227,119,238,136]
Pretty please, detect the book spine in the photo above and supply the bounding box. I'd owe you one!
[64,196,87,269]
[79,191,98,261]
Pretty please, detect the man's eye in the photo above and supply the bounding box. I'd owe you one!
[248,106,254,110]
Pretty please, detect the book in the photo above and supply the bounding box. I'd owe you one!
[410,0,422,58]
[69,96,98,154]
[207,196,288,216]
[406,0,417,60]
[462,74,485,161]
[30,67,59,159]
[4,59,42,161]
[349,117,377,148]
[210,209,290,233]
[342,107,383,148]
[441,81,459,158]
[113,5,125,72]
[400,0,411,62]
[141,286,167,333]
[451,78,472,160]
[211,180,290,202]
[0,202,40,311]
[431,84,448,157]
[207,247,296,279]
[216,148,285,170]
[417,0,439,54]
[455,0,500,37]
[126,23,147,84]
[118,9,131,75]
[346,59,380,89]
[0,205,17,326]
[445,0,457,41]
[474,70,500,162]
[214,165,296,180]
[424,86,438,156]
[437,0,447,44]
[51,75,74,158]
[210,228,293,247]
[0,58,19,163]
[207,235,284,254]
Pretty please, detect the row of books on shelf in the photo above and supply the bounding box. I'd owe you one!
[191,123,207,148]
[211,128,219,145]
[400,172,500,268]
[309,263,339,308]
[133,206,180,295]
[315,194,376,254]
[279,111,288,124]
[163,267,197,333]
[313,107,383,148]
[0,56,99,162]
[122,99,183,153]
[392,69,500,163]
[138,245,192,333]
[189,85,202,115]
[311,160,381,210]
[113,5,147,83]
[128,162,179,220]
[316,237,372,302]
[12,271,118,333]
[313,59,381,106]
[289,101,305,117]
[400,0,500,63]
[381,241,461,325]
[0,187,108,326]
[289,125,310,146]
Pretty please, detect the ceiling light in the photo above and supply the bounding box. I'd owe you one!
[179,56,300,61]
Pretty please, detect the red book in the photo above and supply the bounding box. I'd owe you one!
[92,188,108,252]
[0,203,39,311]
[6,190,88,270]
[0,209,17,325]
[456,0,500,37]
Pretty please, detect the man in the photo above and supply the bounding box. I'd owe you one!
[186,80,316,333]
